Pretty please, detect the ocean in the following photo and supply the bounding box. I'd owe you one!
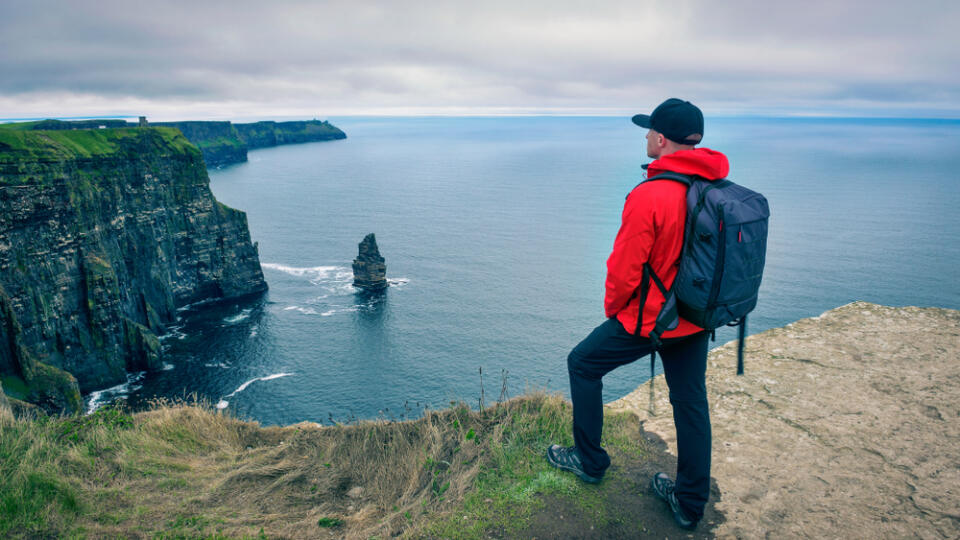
[86,116,960,425]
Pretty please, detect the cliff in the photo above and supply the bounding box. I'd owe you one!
[152,121,246,168]
[233,120,346,149]
[153,120,346,167]
[1,119,347,169]
[0,127,267,413]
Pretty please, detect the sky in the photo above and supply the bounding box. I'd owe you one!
[1,0,958,120]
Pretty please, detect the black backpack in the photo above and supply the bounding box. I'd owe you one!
[639,172,769,375]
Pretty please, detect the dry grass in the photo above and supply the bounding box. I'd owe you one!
[0,392,637,539]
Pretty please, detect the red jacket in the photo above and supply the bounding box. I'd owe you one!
[605,148,730,337]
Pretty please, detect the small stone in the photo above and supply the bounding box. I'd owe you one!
[347,486,364,499]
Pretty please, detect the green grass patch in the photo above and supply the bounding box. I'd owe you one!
[0,393,650,538]
[0,120,43,130]
[1,375,30,400]
[0,127,198,168]
[317,516,343,528]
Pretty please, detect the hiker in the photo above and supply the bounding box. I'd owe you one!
[546,98,728,531]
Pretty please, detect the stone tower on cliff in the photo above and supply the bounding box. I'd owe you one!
[352,234,387,291]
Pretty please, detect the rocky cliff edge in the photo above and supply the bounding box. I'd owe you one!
[609,301,960,538]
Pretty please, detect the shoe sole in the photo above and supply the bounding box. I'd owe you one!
[545,448,602,484]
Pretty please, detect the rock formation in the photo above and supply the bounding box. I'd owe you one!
[0,126,267,414]
[352,234,387,291]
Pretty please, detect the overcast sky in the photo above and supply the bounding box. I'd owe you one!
[1,0,958,120]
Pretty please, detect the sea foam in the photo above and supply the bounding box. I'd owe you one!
[216,372,294,409]
[85,371,146,415]
[261,263,351,284]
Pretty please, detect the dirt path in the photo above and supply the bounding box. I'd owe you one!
[609,302,960,538]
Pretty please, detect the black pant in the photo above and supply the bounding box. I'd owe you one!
[567,317,711,521]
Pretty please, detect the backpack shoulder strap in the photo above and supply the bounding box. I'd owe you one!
[628,171,696,199]
[643,172,694,186]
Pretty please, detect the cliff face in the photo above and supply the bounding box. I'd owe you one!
[0,127,267,413]
[152,121,247,168]
[234,120,346,149]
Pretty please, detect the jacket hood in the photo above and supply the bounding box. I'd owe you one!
[646,147,729,181]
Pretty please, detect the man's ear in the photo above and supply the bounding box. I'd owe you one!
[657,133,666,147]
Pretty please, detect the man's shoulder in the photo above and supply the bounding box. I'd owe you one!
[627,176,689,201]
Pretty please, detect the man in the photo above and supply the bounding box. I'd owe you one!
[546,98,729,530]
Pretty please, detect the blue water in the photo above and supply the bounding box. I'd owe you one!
[94,117,960,425]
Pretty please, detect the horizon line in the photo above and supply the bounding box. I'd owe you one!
[4,112,960,124]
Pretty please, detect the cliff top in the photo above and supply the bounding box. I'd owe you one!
[0,127,197,164]
[610,301,960,538]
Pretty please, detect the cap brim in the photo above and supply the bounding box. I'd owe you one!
[631,114,652,128]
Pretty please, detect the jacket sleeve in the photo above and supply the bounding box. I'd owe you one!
[604,189,656,318]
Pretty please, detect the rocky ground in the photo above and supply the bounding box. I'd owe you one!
[609,301,960,538]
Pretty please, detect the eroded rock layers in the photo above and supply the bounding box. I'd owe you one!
[0,127,267,413]
[352,233,387,291]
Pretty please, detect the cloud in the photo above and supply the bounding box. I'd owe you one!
[1,0,958,118]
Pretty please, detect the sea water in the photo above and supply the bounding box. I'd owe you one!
[97,116,960,425]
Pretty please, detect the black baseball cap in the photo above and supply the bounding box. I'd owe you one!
[632,98,704,146]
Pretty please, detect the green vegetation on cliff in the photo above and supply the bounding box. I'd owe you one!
[0,127,197,166]
[0,394,655,539]
[1,117,347,168]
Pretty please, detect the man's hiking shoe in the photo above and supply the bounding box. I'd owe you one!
[651,472,698,530]
[545,445,602,484]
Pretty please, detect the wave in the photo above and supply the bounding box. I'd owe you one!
[223,308,252,324]
[85,371,146,415]
[176,298,217,313]
[162,362,175,371]
[205,362,231,369]
[261,263,352,284]
[216,372,294,409]
[159,325,188,341]
[283,305,319,315]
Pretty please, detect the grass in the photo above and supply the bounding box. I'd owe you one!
[0,120,44,130]
[0,393,650,538]
[0,127,198,165]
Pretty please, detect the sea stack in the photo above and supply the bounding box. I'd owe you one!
[352,234,388,291]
